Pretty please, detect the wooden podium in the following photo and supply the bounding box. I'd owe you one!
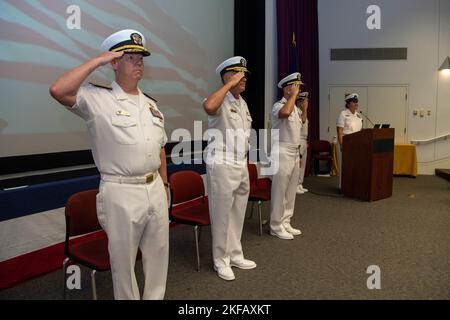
[342,128,394,201]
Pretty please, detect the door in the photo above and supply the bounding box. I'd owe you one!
[367,86,407,144]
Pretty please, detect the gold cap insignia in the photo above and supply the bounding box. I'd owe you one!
[131,33,143,45]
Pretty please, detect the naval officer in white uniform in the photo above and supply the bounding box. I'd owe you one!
[50,29,169,300]
[296,92,309,195]
[336,93,363,189]
[203,56,257,281]
[269,72,304,240]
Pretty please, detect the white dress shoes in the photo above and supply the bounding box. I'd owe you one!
[230,258,257,270]
[296,185,305,194]
[213,265,235,281]
[284,224,302,236]
[296,184,308,194]
[270,229,294,240]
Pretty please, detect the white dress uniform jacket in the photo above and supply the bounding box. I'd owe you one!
[205,91,252,268]
[270,98,302,234]
[337,108,363,136]
[67,81,169,300]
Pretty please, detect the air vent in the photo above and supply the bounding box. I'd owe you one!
[330,48,407,61]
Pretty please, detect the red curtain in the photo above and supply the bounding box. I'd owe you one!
[277,0,320,175]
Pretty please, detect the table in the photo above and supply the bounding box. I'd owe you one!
[393,144,418,177]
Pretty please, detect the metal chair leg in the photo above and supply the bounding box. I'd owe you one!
[62,257,69,300]
[258,201,263,236]
[91,270,98,300]
[261,201,269,227]
[198,225,202,242]
[245,202,253,219]
[246,202,255,219]
[194,226,200,272]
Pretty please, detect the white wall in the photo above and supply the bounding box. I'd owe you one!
[318,0,450,174]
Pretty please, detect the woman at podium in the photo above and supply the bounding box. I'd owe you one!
[336,93,363,189]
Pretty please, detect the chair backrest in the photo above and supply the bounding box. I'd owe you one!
[312,140,331,154]
[247,162,258,186]
[169,170,205,205]
[65,189,101,237]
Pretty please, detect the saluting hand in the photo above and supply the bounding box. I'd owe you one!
[96,51,124,66]
[287,84,300,99]
[300,99,309,112]
[226,72,245,88]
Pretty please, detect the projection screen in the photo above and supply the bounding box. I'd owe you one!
[0,0,234,157]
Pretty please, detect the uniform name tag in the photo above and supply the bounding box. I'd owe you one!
[116,110,131,117]
[149,107,163,120]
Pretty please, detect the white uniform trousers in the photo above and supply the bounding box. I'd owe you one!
[96,176,169,300]
[206,162,249,268]
[298,138,307,185]
[270,145,301,233]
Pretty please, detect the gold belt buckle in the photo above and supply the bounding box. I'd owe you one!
[145,173,154,184]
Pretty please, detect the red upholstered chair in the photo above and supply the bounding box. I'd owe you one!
[311,140,333,175]
[169,170,210,271]
[63,189,108,300]
[247,163,272,236]
[64,190,144,299]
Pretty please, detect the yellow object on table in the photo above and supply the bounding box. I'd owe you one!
[331,141,339,176]
[393,144,418,177]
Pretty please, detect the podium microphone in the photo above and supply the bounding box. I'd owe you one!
[360,111,375,127]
